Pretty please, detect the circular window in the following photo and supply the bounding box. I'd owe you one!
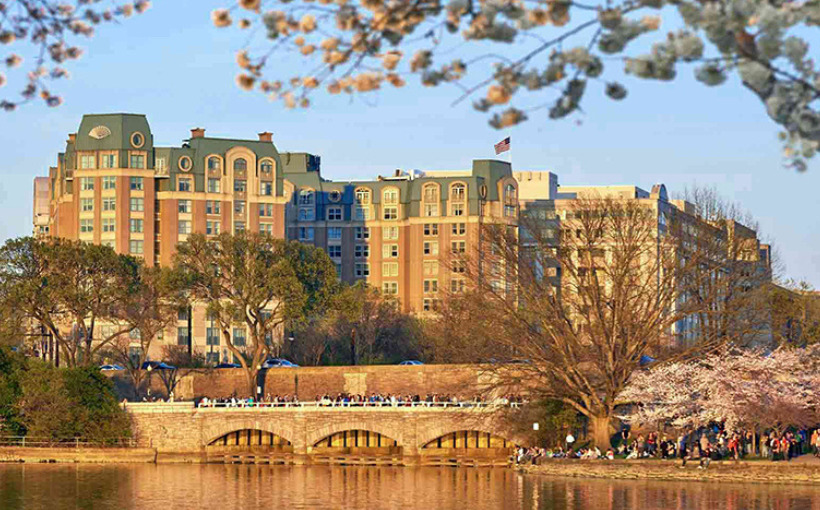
[131,132,145,148]
[329,190,342,203]
[178,155,192,172]
[479,184,488,199]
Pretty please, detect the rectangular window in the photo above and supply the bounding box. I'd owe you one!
[234,179,247,193]
[102,197,116,212]
[452,223,466,236]
[423,279,438,293]
[451,241,466,254]
[156,157,167,172]
[234,221,246,232]
[452,203,464,216]
[81,198,94,212]
[178,220,191,234]
[423,298,439,312]
[382,262,399,277]
[298,208,315,221]
[424,204,438,217]
[130,177,144,191]
[178,179,192,192]
[383,206,398,220]
[382,226,398,240]
[80,177,94,191]
[259,181,273,196]
[178,200,191,214]
[328,245,342,259]
[129,240,144,255]
[298,226,314,240]
[102,176,116,190]
[79,219,93,233]
[452,260,465,273]
[178,327,190,346]
[354,206,370,221]
[130,154,145,169]
[382,244,399,259]
[355,262,370,278]
[451,279,466,293]
[234,201,246,215]
[423,224,439,236]
[382,282,399,296]
[80,154,95,169]
[258,204,273,217]
[178,309,189,321]
[206,220,221,235]
[423,241,438,256]
[327,207,343,221]
[355,227,370,240]
[206,327,220,346]
[259,223,273,235]
[383,190,398,205]
[207,178,221,193]
[423,261,439,276]
[354,244,370,258]
[232,328,246,347]
[328,226,342,240]
[504,205,516,217]
[206,201,221,215]
[102,218,115,233]
[100,154,116,169]
[130,219,144,233]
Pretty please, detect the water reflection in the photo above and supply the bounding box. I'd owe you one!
[0,464,817,510]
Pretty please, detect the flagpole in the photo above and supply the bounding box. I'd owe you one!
[507,131,513,170]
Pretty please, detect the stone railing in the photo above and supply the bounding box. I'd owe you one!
[123,401,522,413]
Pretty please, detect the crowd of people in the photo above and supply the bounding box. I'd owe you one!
[516,424,820,467]
[196,393,525,408]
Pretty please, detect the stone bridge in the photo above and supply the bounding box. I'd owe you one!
[127,403,525,466]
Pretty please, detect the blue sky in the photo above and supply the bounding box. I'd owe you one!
[0,1,818,286]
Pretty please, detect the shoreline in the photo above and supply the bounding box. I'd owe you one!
[519,459,820,485]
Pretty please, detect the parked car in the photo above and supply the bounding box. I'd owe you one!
[141,360,176,370]
[398,360,424,366]
[261,358,298,368]
[99,364,125,371]
[214,362,241,369]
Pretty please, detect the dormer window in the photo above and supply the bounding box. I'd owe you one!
[234,158,247,172]
[208,157,221,171]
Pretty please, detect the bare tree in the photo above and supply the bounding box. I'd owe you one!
[157,345,210,399]
[440,191,771,447]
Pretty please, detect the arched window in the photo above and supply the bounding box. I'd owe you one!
[451,183,466,201]
[422,184,439,217]
[299,189,315,205]
[355,188,371,205]
[505,183,517,203]
[233,158,247,172]
[207,156,221,171]
[260,160,273,174]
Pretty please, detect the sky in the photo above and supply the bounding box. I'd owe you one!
[0,1,818,286]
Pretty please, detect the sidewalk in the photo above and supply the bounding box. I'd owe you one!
[519,458,820,485]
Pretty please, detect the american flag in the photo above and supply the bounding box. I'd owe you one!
[494,137,510,155]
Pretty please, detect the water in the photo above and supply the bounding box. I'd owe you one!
[0,464,818,510]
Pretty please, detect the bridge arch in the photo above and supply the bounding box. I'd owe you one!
[306,420,408,450]
[201,418,299,449]
[421,430,513,449]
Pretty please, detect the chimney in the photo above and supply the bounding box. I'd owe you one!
[190,127,205,139]
[67,133,77,143]
[258,131,272,142]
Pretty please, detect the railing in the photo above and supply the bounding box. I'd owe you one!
[195,401,523,409]
[0,436,137,448]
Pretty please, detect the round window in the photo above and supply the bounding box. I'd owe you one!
[178,155,192,172]
[131,132,145,148]
[479,184,488,198]
[329,190,342,203]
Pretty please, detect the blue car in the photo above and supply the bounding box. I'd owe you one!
[141,361,176,370]
[262,358,299,368]
[399,360,424,366]
[99,364,125,371]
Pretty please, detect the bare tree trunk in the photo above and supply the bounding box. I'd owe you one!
[590,414,613,449]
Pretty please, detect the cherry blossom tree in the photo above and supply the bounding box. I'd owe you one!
[215,0,820,169]
[0,0,150,110]
[620,347,820,432]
